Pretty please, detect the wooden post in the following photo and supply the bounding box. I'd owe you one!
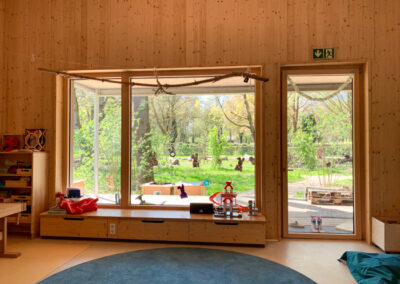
[94,90,99,195]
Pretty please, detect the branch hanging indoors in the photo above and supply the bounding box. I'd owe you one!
[38,67,269,95]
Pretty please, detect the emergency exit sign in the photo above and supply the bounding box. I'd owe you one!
[313,48,335,59]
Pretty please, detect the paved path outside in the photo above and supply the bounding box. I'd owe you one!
[287,175,354,233]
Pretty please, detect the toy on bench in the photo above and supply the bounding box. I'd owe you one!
[177,184,188,199]
[209,182,247,218]
[56,192,98,215]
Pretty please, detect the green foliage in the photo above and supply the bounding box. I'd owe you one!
[98,98,121,191]
[73,95,121,194]
[208,126,228,168]
[131,98,154,193]
[132,132,154,193]
[292,130,317,170]
[301,114,319,142]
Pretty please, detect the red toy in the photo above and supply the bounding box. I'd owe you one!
[209,181,247,215]
[57,193,98,215]
[4,137,19,151]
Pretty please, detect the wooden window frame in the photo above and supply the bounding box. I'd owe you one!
[60,66,263,210]
[281,65,365,240]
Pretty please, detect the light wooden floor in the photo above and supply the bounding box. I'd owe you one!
[0,235,381,284]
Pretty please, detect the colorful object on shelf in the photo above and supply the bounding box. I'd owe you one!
[177,184,188,199]
[24,129,46,151]
[16,168,32,175]
[209,181,247,217]
[247,200,258,216]
[3,136,20,151]
[57,194,98,215]
[0,190,11,202]
[11,195,31,202]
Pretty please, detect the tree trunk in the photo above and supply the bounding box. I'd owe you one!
[73,95,81,129]
[292,95,299,134]
[132,96,154,188]
[243,94,256,142]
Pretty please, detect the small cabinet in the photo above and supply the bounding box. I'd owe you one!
[109,219,189,241]
[0,151,48,238]
[41,216,108,238]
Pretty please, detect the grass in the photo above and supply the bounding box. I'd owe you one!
[79,156,353,196]
[287,166,353,184]
[153,157,255,195]
[333,178,353,187]
[293,191,305,199]
[288,170,305,183]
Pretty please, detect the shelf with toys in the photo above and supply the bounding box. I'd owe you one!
[0,151,48,238]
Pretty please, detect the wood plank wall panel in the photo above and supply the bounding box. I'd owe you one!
[0,0,5,133]
[372,0,400,217]
[2,0,400,239]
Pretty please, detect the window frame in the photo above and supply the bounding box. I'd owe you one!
[64,66,263,210]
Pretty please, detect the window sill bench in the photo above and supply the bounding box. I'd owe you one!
[40,209,266,246]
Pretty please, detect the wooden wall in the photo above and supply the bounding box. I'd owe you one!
[1,0,400,239]
[0,0,5,133]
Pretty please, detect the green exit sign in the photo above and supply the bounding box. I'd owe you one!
[313,48,335,59]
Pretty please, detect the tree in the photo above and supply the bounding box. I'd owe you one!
[132,97,154,192]
[150,95,201,148]
[216,94,255,142]
[208,126,227,168]
[98,97,121,192]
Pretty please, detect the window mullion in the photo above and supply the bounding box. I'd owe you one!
[120,73,131,208]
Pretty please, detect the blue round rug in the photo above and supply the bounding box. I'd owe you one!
[40,247,315,284]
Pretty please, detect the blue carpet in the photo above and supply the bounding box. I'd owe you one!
[40,247,316,284]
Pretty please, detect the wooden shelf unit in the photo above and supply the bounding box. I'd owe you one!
[0,151,49,238]
[40,209,266,246]
[0,174,32,177]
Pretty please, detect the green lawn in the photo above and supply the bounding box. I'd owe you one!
[153,158,255,195]
[152,160,352,195]
[288,167,353,183]
[333,178,353,187]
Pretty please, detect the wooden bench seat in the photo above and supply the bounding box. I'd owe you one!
[40,209,266,246]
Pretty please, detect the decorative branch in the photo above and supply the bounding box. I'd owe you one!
[38,67,269,92]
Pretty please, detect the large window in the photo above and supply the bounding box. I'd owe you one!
[130,76,256,206]
[70,79,121,204]
[68,68,260,208]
